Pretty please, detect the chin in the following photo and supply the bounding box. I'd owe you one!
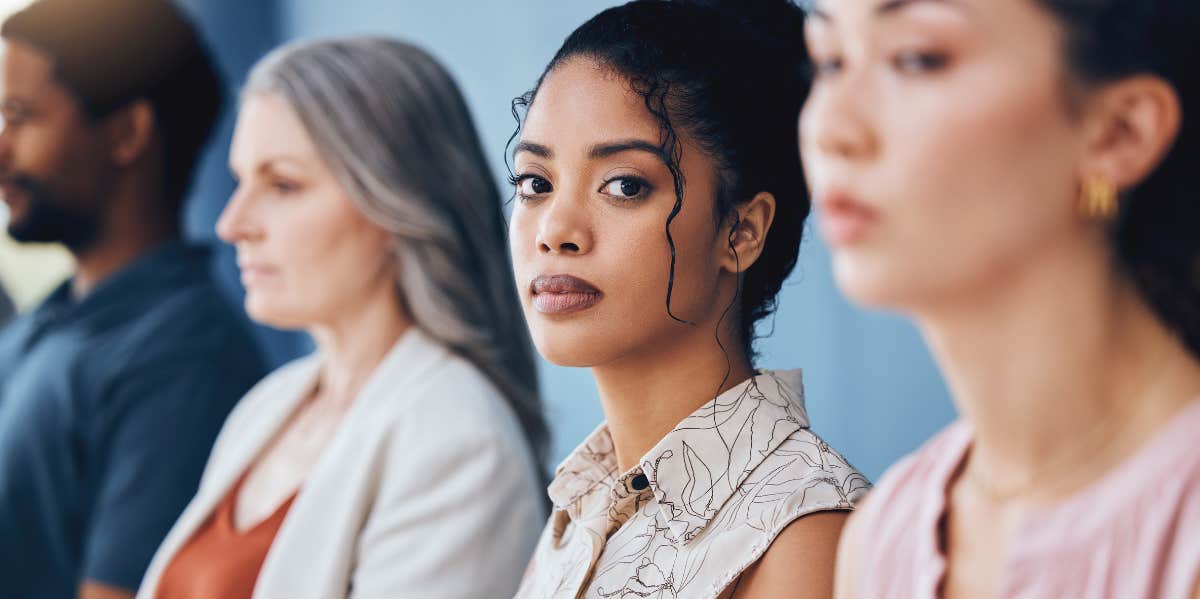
[243,296,308,331]
[528,324,625,368]
[530,334,599,367]
[831,254,912,310]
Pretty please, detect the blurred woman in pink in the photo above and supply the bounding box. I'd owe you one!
[800,0,1200,597]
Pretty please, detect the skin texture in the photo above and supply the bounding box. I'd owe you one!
[509,56,842,599]
[218,92,411,536]
[0,40,172,299]
[800,1,1200,597]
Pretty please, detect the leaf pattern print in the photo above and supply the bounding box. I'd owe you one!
[514,370,870,599]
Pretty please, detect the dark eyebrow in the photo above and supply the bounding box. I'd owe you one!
[514,141,552,159]
[587,139,667,162]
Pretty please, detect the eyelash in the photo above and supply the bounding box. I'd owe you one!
[508,173,549,202]
[507,173,653,203]
[599,176,652,202]
[892,50,950,73]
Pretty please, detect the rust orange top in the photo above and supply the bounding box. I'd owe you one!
[155,479,297,599]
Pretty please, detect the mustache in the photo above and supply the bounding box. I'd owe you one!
[0,172,49,198]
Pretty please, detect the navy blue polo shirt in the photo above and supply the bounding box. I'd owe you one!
[0,241,266,596]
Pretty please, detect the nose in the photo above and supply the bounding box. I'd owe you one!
[536,195,592,256]
[215,185,262,244]
[800,68,879,163]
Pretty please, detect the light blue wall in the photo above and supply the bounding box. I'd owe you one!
[189,1,957,481]
[177,0,312,367]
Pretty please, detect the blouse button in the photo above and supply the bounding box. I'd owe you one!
[631,474,649,491]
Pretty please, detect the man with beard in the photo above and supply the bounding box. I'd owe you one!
[0,1,266,598]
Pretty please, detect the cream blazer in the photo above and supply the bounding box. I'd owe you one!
[137,327,544,598]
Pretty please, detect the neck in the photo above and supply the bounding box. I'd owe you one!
[71,174,177,298]
[309,281,412,409]
[918,239,1200,502]
[593,316,753,473]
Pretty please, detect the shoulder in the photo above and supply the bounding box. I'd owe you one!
[376,332,526,442]
[855,421,969,527]
[333,332,538,484]
[733,510,848,599]
[91,273,263,387]
[357,340,542,512]
[760,427,871,521]
[121,277,256,362]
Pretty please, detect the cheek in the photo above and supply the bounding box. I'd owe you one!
[519,204,680,367]
[840,76,1079,308]
[249,194,392,325]
[606,212,673,309]
[17,126,100,190]
[508,206,538,280]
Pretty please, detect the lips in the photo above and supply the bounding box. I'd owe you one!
[817,190,879,245]
[237,261,277,286]
[530,274,603,315]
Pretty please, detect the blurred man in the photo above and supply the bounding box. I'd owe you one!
[0,0,266,597]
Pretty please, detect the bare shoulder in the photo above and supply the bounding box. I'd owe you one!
[725,510,850,599]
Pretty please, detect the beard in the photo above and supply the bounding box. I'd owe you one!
[4,174,99,253]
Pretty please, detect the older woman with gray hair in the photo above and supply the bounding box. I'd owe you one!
[136,37,547,599]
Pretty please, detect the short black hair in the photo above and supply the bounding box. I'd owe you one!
[512,0,810,360]
[2,0,224,217]
[1040,0,1200,357]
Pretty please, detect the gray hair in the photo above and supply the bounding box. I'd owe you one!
[245,37,547,468]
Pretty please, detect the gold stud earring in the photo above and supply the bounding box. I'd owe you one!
[1079,175,1119,221]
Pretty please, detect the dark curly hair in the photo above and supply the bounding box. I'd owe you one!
[1040,0,1200,357]
[509,0,810,362]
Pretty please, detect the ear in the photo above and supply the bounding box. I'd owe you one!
[1078,75,1181,192]
[106,99,157,167]
[719,191,776,274]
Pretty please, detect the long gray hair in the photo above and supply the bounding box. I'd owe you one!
[245,37,547,468]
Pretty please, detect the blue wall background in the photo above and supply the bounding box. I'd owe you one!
[177,0,955,481]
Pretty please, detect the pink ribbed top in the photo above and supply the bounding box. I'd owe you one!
[852,398,1200,599]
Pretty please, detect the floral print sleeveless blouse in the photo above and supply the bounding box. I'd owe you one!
[514,370,870,599]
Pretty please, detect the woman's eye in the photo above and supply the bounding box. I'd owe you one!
[600,177,647,199]
[892,51,949,74]
[515,175,552,197]
[272,179,301,194]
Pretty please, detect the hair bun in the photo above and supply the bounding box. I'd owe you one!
[676,0,807,53]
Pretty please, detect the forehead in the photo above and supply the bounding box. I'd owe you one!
[806,0,1039,33]
[520,57,662,152]
[231,92,322,166]
[1,39,66,100]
